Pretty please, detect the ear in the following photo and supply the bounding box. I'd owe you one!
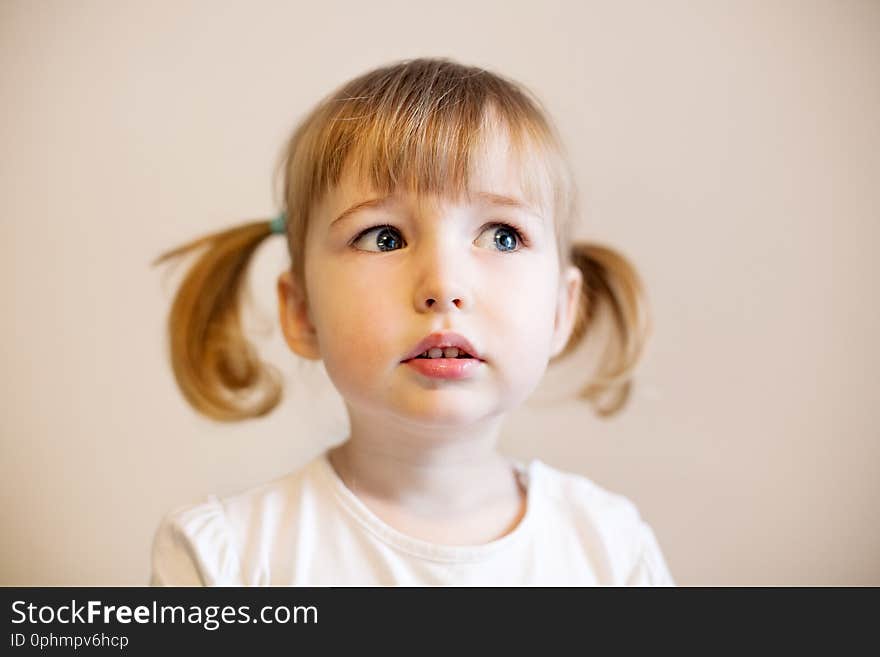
[277,270,322,360]
[550,264,583,359]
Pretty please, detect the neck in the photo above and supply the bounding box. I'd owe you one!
[328,405,521,519]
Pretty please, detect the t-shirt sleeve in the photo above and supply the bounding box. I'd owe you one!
[149,497,242,586]
[625,520,676,586]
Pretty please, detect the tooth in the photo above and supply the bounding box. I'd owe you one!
[417,346,470,359]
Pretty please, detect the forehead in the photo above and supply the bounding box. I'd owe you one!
[319,123,554,222]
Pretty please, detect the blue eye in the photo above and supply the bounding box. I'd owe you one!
[482,223,523,252]
[351,225,403,252]
[350,223,527,253]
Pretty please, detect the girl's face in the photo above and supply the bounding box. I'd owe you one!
[279,131,582,429]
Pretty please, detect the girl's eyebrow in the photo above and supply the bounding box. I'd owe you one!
[330,197,398,230]
[330,192,541,230]
[476,192,542,221]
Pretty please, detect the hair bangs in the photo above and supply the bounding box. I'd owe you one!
[303,64,561,220]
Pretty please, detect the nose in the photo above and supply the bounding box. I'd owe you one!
[412,231,470,314]
[422,295,463,311]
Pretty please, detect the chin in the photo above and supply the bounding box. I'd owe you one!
[395,395,497,428]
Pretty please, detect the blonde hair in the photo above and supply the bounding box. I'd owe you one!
[153,57,651,421]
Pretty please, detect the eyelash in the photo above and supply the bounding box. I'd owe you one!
[349,222,530,252]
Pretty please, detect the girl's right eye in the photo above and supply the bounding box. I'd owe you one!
[350,225,404,252]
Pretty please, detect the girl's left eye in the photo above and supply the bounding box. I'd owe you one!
[475,223,527,252]
[350,223,527,253]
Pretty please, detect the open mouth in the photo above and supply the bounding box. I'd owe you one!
[409,346,478,361]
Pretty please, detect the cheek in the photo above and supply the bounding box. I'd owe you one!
[484,264,559,400]
[485,263,559,349]
[308,265,402,387]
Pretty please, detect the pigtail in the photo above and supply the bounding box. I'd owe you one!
[152,220,283,421]
[559,242,653,418]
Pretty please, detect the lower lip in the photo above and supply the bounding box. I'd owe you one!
[403,358,483,379]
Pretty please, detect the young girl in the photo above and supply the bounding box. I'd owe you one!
[149,57,674,586]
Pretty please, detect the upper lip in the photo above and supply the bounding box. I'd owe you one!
[402,331,484,362]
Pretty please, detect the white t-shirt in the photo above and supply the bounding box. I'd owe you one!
[150,451,675,586]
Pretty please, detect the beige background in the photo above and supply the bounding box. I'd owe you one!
[1,0,877,586]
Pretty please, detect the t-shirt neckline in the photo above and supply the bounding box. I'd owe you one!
[314,450,538,564]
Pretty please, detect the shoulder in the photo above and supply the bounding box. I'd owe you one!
[212,456,328,545]
[149,455,328,586]
[149,495,240,586]
[535,460,643,534]
[531,460,675,586]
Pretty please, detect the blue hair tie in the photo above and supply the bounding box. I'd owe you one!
[269,213,287,235]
